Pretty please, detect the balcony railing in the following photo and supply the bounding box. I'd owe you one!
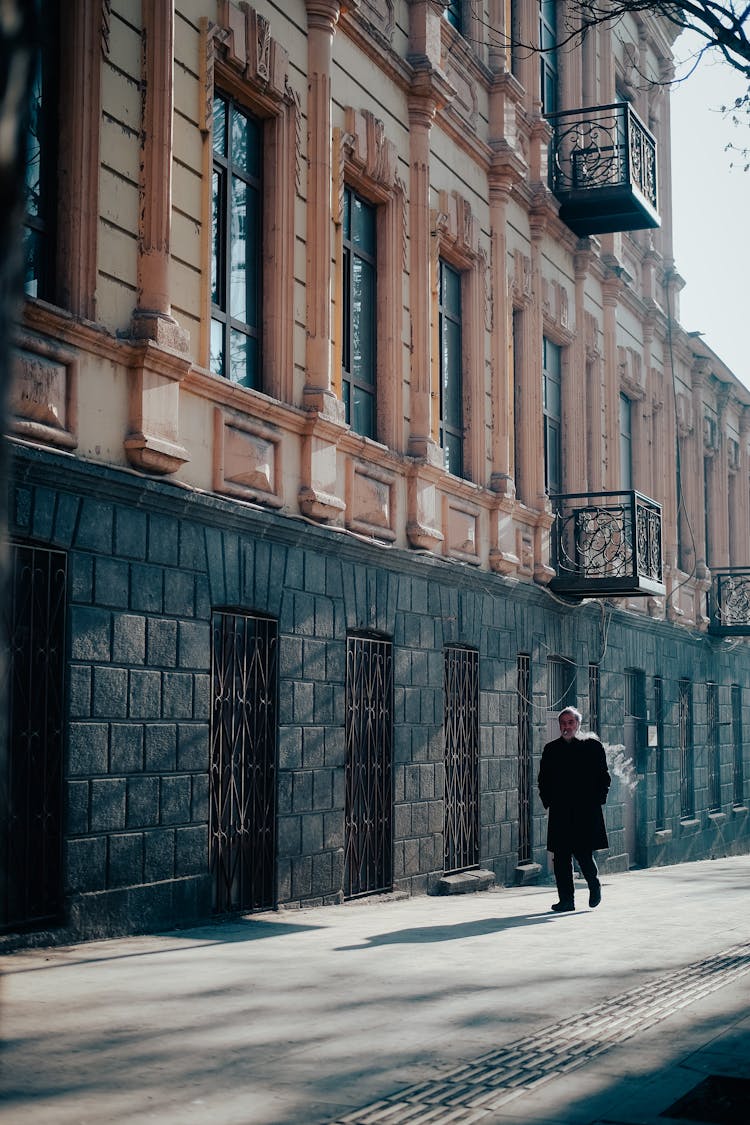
[549,490,665,598]
[546,102,660,236]
[708,569,750,634]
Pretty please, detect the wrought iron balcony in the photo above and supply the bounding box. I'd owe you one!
[546,102,660,236]
[708,569,750,634]
[549,490,665,598]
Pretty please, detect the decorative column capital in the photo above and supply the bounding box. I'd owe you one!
[305,0,343,31]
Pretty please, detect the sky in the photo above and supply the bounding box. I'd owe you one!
[669,29,749,387]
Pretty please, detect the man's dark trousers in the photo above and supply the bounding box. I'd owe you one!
[553,848,599,905]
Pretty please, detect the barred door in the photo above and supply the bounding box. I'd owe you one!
[444,646,479,873]
[517,654,532,864]
[210,612,277,913]
[344,635,393,898]
[2,544,67,931]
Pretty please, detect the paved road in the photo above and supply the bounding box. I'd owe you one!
[1,856,749,1124]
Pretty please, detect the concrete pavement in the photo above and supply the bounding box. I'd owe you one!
[1,856,749,1124]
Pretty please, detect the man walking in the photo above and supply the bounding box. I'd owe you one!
[538,707,611,913]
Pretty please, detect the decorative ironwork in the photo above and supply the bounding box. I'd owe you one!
[707,683,721,812]
[679,678,694,819]
[547,655,576,711]
[517,654,532,865]
[549,490,664,598]
[546,102,659,236]
[654,676,665,831]
[709,568,750,634]
[732,685,744,807]
[588,663,601,737]
[444,646,479,874]
[345,635,393,898]
[2,544,66,932]
[210,612,278,913]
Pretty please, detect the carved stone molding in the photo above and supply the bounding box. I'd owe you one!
[124,343,191,476]
[10,330,79,451]
[618,345,646,400]
[345,459,397,541]
[215,1,289,99]
[542,278,571,335]
[213,407,284,507]
[512,249,532,305]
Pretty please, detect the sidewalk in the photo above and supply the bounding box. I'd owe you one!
[1,856,749,1124]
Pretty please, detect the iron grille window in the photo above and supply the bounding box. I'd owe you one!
[732,684,744,806]
[444,646,479,874]
[210,612,278,913]
[342,186,377,438]
[543,337,562,497]
[439,259,464,477]
[539,0,559,114]
[517,654,533,864]
[3,544,67,932]
[679,678,694,818]
[211,92,262,389]
[588,663,601,735]
[547,655,576,712]
[654,676,665,830]
[707,683,721,811]
[344,635,393,897]
[24,6,60,300]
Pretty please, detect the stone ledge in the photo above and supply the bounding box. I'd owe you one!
[731,804,748,817]
[514,862,542,886]
[654,829,673,843]
[433,869,496,896]
[680,817,700,834]
[707,811,728,826]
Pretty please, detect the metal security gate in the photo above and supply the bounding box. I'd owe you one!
[444,646,479,873]
[517,654,532,864]
[344,635,393,898]
[210,612,277,913]
[2,544,67,932]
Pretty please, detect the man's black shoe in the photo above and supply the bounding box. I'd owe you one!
[589,883,602,908]
[550,901,575,913]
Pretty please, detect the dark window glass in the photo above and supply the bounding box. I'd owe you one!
[620,393,633,489]
[24,15,59,300]
[540,0,559,113]
[543,337,562,495]
[439,259,464,477]
[343,186,377,438]
[211,94,262,390]
[445,2,462,32]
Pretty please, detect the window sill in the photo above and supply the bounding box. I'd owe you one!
[707,811,727,826]
[679,817,700,834]
[654,828,672,843]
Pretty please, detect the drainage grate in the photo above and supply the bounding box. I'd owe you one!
[661,1076,750,1124]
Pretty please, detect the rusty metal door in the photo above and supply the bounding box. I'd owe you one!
[210,612,278,913]
[2,544,67,932]
[344,635,393,898]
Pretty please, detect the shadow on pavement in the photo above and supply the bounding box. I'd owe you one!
[335,908,575,949]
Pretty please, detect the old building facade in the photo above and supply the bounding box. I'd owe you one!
[4,0,749,942]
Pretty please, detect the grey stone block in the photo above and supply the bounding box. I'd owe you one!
[110,724,144,774]
[70,606,112,662]
[178,620,210,670]
[162,672,194,719]
[75,499,114,553]
[108,832,144,887]
[93,666,128,719]
[314,596,334,639]
[68,723,109,776]
[175,825,208,876]
[291,855,313,899]
[277,773,293,815]
[67,780,90,835]
[90,778,127,832]
[301,812,323,853]
[129,669,162,719]
[71,553,94,603]
[194,574,211,620]
[145,723,177,772]
[313,682,335,724]
[113,614,146,666]
[179,522,207,571]
[324,726,345,769]
[279,727,303,770]
[177,723,208,772]
[323,811,344,850]
[126,776,160,828]
[294,680,314,723]
[277,815,301,858]
[143,829,175,882]
[191,774,209,822]
[293,771,313,812]
[193,673,209,719]
[164,571,195,618]
[53,491,81,546]
[313,770,333,811]
[160,775,192,825]
[311,851,332,897]
[13,486,31,532]
[148,514,179,566]
[115,507,147,560]
[68,665,92,718]
[147,618,178,668]
[302,726,325,769]
[67,836,107,893]
[95,557,130,609]
[294,591,316,636]
[130,564,164,613]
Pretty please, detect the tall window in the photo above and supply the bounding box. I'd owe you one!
[588,663,601,735]
[439,259,464,476]
[679,678,694,818]
[539,0,559,113]
[619,393,633,489]
[732,684,744,806]
[543,337,562,496]
[548,655,576,712]
[211,93,262,390]
[24,8,60,300]
[342,186,377,438]
[707,682,721,811]
[444,2,462,31]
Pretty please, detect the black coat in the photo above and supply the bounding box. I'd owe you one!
[538,735,611,853]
